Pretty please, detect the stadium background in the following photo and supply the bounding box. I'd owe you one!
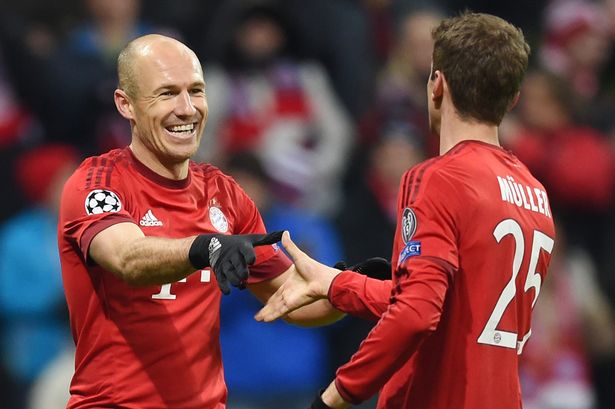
[0,0,614,408]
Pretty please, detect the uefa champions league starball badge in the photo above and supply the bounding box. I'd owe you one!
[85,189,122,215]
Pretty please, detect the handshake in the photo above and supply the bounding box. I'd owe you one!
[190,230,390,408]
[188,230,391,304]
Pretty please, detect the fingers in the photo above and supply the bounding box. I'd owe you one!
[254,290,291,322]
[249,230,284,247]
[281,231,306,262]
[216,271,231,295]
[239,242,257,265]
[227,254,248,287]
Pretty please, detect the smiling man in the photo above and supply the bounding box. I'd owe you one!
[58,34,341,409]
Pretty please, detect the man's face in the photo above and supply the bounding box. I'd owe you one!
[131,48,208,163]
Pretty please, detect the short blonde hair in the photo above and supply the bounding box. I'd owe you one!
[117,40,140,99]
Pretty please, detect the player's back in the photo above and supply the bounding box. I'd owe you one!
[382,141,555,408]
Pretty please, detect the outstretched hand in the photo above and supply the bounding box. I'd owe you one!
[255,231,341,322]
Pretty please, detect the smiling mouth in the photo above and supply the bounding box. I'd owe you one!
[166,123,196,135]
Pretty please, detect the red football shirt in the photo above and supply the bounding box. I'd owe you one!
[58,147,291,409]
[329,141,555,408]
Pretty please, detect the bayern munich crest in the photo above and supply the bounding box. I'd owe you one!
[401,207,417,243]
[209,206,229,233]
[85,189,122,215]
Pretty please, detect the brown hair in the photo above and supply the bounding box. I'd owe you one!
[431,12,530,125]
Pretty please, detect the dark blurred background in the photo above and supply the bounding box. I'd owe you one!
[0,0,614,408]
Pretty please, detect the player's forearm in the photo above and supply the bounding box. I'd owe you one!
[284,299,345,327]
[113,236,196,286]
[328,272,392,320]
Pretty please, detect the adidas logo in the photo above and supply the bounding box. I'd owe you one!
[140,210,163,227]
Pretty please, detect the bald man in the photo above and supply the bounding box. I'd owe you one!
[58,34,342,409]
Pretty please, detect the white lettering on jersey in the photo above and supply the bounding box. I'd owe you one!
[151,269,212,300]
[496,176,551,218]
[140,210,163,227]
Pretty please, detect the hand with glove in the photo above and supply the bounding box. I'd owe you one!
[189,231,283,295]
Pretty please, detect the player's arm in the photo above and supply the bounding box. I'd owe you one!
[89,222,282,290]
[328,270,392,320]
[89,222,195,286]
[249,263,345,327]
[321,256,453,407]
[255,233,392,324]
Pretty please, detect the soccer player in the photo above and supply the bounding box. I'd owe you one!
[256,12,556,409]
[58,34,341,409]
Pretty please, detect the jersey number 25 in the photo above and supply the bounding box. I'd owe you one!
[477,218,554,354]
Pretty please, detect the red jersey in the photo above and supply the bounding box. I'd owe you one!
[329,140,555,408]
[58,147,291,409]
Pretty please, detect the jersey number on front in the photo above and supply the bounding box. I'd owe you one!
[151,269,211,300]
[477,219,554,354]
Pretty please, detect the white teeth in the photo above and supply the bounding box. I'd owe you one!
[168,124,195,132]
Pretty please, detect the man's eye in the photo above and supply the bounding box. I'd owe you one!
[160,91,174,97]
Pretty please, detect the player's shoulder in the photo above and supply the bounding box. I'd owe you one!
[190,161,238,185]
[399,141,510,206]
[65,148,129,192]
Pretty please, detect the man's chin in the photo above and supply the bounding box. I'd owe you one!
[163,145,198,164]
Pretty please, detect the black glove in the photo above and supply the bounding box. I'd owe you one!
[189,231,283,295]
[310,389,334,409]
[334,257,391,278]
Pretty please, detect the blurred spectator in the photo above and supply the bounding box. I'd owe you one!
[27,347,73,409]
[201,2,352,215]
[539,0,613,101]
[220,152,342,408]
[226,152,344,266]
[0,144,79,409]
[504,69,615,254]
[359,0,434,64]
[41,0,175,155]
[338,120,425,267]
[0,51,38,150]
[520,228,615,409]
[0,45,42,222]
[274,0,376,118]
[359,8,442,156]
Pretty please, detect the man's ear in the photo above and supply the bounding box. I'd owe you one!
[508,91,521,111]
[114,89,135,120]
[432,70,444,109]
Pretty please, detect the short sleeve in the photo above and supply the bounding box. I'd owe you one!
[59,167,135,262]
[229,181,291,283]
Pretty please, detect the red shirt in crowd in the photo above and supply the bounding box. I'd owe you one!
[58,147,290,409]
[329,140,555,408]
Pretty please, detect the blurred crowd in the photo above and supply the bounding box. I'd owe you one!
[1,0,615,408]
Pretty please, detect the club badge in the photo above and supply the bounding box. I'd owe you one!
[209,206,229,233]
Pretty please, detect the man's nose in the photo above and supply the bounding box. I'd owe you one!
[175,90,197,117]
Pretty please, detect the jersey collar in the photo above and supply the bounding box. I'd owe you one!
[125,147,192,189]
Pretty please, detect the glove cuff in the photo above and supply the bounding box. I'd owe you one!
[310,388,334,409]
[188,234,214,269]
